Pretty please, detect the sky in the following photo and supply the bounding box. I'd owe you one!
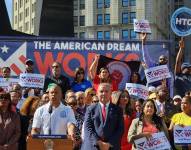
[5,0,12,21]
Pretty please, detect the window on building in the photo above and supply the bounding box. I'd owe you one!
[122,0,128,7]
[25,8,29,17]
[97,14,103,25]
[122,30,128,39]
[130,29,136,39]
[19,12,23,21]
[97,31,103,39]
[130,12,136,23]
[104,14,110,24]
[32,2,36,13]
[25,0,29,3]
[130,0,136,6]
[15,16,17,24]
[105,0,110,8]
[97,0,103,8]
[31,18,34,27]
[74,16,78,26]
[74,0,78,10]
[122,13,128,24]
[19,0,23,8]
[74,33,78,38]
[79,32,85,39]
[80,0,85,9]
[15,2,17,11]
[25,22,29,31]
[80,16,85,26]
[104,31,110,39]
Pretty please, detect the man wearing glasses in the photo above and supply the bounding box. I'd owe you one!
[44,62,71,101]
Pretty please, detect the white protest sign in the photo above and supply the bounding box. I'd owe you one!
[134,132,171,150]
[134,19,151,33]
[19,73,45,89]
[144,65,171,84]
[174,126,191,144]
[126,83,148,100]
[0,78,20,91]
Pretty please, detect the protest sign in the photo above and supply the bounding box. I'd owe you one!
[174,126,191,144]
[125,83,148,100]
[134,19,151,33]
[144,65,171,84]
[0,78,19,91]
[134,132,171,150]
[19,73,45,89]
[171,7,191,36]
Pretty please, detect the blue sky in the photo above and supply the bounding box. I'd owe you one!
[5,0,12,21]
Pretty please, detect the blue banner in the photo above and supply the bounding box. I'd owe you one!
[0,37,170,81]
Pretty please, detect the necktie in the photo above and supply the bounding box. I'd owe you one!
[160,103,165,114]
[102,104,106,122]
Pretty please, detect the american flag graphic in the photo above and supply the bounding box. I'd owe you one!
[0,42,27,76]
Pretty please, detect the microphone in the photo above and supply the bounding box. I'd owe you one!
[48,104,53,135]
[48,105,53,114]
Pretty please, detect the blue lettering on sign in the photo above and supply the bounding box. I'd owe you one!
[171,7,191,36]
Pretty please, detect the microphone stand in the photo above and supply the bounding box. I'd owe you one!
[48,105,53,135]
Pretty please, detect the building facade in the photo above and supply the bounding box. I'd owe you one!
[12,0,42,35]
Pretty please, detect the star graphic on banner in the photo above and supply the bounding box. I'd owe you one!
[1,45,9,53]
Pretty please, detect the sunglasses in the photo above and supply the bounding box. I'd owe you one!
[77,72,84,75]
[68,102,77,107]
[89,93,96,96]
[92,100,99,103]
[52,65,59,68]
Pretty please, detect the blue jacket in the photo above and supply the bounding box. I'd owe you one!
[81,103,124,150]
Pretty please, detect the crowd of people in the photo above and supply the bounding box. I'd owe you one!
[0,35,191,150]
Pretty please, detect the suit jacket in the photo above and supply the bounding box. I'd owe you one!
[81,103,124,150]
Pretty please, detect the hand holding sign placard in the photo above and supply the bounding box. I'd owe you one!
[19,73,45,89]
[171,7,191,36]
[174,126,191,145]
[134,132,171,150]
[134,19,151,34]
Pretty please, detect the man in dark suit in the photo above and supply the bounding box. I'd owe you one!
[81,83,124,150]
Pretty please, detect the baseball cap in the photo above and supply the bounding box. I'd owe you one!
[173,95,182,101]
[181,62,190,70]
[25,59,34,65]
[148,86,156,93]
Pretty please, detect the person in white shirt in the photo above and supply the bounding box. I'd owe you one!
[31,83,76,140]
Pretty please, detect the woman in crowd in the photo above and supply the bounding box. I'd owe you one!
[0,91,21,150]
[89,55,118,91]
[67,96,84,150]
[71,67,92,92]
[19,96,41,150]
[129,72,143,84]
[112,90,135,150]
[84,87,96,105]
[128,99,169,150]
[169,95,191,150]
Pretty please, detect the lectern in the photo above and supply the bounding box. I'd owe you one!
[27,135,73,150]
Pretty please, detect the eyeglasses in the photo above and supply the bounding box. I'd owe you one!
[52,65,59,68]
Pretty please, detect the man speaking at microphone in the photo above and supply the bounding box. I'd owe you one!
[31,83,76,140]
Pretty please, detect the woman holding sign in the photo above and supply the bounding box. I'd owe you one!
[128,99,169,150]
[169,95,191,150]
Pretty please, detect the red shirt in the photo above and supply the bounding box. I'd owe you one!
[143,121,158,134]
[93,75,118,91]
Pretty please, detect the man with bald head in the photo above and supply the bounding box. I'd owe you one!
[81,83,124,150]
[44,62,71,100]
[31,84,76,139]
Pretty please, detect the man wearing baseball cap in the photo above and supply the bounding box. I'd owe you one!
[25,59,34,73]
[174,39,191,97]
